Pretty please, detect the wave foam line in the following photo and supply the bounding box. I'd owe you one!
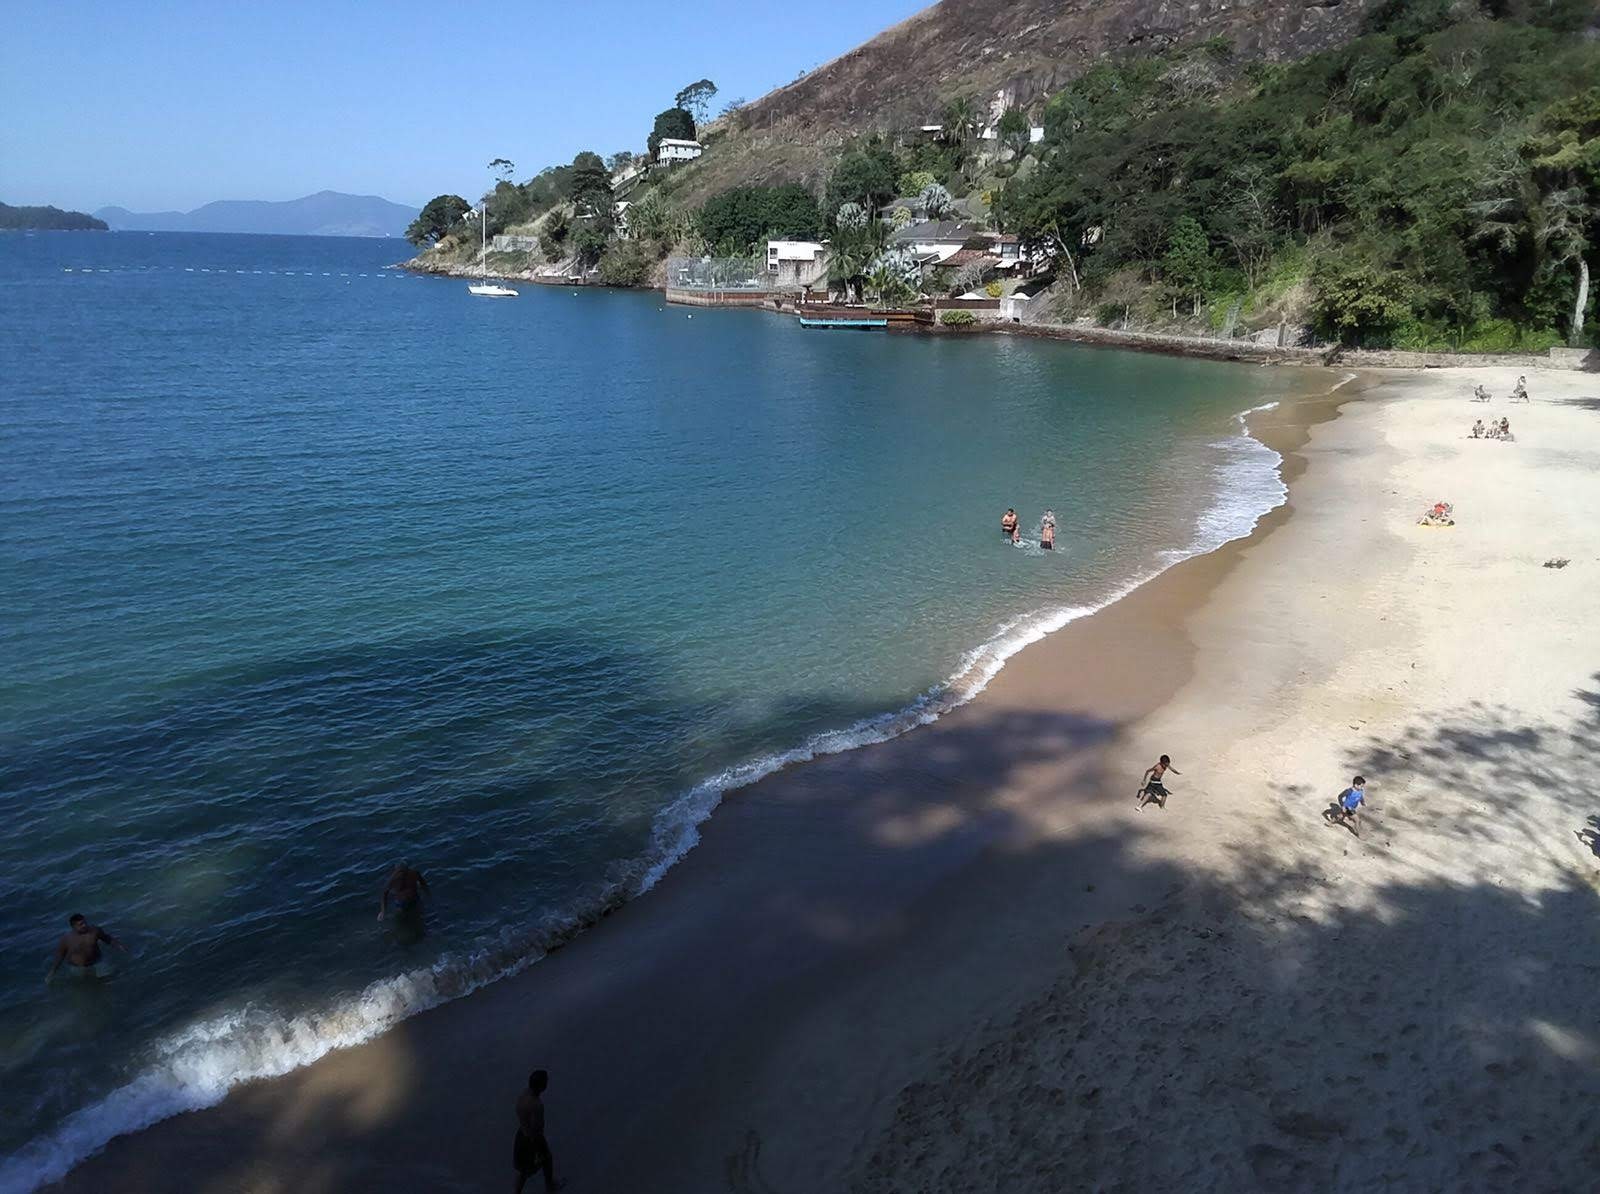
[2,399,1293,1194]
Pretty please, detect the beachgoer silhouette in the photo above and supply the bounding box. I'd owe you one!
[514,1069,564,1193]
[45,914,129,984]
[1136,755,1180,810]
[378,862,431,921]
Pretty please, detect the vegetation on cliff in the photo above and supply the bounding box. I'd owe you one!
[996,3,1598,348]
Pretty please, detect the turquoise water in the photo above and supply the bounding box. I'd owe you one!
[0,232,1303,1187]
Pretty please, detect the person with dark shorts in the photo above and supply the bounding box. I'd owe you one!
[514,1069,563,1192]
[1136,754,1180,810]
[1040,514,1055,550]
[1001,508,1019,542]
[1331,775,1367,837]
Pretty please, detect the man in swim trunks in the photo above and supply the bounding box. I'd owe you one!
[1136,755,1180,810]
[514,1069,564,1192]
[378,862,431,920]
[45,914,128,983]
[1333,775,1367,837]
[1040,521,1055,550]
[1001,508,1019,541]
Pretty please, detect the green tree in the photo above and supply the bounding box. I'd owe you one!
[675,79,719,123]
[998,107,1032,162]
[626,190,682,244]
[695,185,822,255]
[1161,216,1213,315]
[598,240,656,286]
[1312,259,1414,344]
[918,183,954,221]
[898,170,936,197]
[405,194,471,246]
[567,151,613,216]
[825,146,900,220]
[571,223,610,271]
[649,108,697,158]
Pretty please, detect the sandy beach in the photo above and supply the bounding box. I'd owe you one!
[44,363,1600,1193]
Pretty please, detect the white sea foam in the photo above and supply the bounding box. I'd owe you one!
[3,397,1297,1194]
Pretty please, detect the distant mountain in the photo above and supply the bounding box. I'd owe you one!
[0,202,107,231]
[94,191,418,238]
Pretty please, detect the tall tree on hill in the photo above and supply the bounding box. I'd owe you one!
[675,79,719,124]
[567,151,614,218]
[489,157,515,183]
[405,194,471,246]
[1527,86,1599,342]
[649,108,697,159]
[998,107,1031,164]
[825,146,899,221]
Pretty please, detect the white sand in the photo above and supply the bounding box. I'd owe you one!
[849,368,1600,1192]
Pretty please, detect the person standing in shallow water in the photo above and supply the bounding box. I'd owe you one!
[377,862,430,921]
[514,1069,564,1192]
[1136,755,1180,810]
[45,914,129,983]
[1001,508,1019,542]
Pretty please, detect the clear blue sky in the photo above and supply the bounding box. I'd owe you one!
[1,0,928,214]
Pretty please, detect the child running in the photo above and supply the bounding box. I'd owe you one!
[1331,775,1367,837]
[1136,755,1180,810]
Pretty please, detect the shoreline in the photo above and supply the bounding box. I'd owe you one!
[37,368,1350,1192]
[403,258,1595,373]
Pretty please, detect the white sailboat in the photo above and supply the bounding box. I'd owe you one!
[467,202,518,298]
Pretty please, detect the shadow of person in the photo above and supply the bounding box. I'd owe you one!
[1578,815,1600,860]
[1322,801,1356,836]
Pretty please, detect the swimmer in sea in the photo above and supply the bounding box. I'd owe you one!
[1040,510,1056,550]
[378,862,432,920]
[46,914,129,984]
[1001,508,1019,542]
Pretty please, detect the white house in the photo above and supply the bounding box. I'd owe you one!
[655,138,703,165]
[766,240,829,290]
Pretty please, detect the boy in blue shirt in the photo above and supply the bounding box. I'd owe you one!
[1333,775,1367,837]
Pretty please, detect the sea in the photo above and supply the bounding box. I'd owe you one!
[0,231,1306,1189]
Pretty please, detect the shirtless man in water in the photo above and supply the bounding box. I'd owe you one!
[1001,508,1020,542]
[378,862,431,920]
[46,914,128,983]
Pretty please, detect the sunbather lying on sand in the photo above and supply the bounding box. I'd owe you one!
[1418,501,1455,527]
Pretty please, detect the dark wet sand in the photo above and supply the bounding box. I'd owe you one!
[49,377,1351,1194]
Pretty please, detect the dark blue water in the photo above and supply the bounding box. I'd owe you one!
[0,231,1303,1188]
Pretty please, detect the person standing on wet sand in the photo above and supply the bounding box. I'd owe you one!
[1136,755,1180,810]
[377,862,431,920]
[514,1069,564,1193]
[45,914,129,984]
[1001,508,1019,542]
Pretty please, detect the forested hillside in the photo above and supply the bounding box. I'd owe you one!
[0,202,107,231]
[998,1,1600,349]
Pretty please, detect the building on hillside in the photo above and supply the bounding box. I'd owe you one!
[655,139,703,165]
[887,220,989,267]
[765,240,829,290]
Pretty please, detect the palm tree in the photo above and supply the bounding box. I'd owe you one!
[919,183,954,222]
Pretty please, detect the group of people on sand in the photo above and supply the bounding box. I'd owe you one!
[1135,755,1371,838]
[1472,375,1531,404]
[1001,507,1055,550]
[1470,417,1513,440]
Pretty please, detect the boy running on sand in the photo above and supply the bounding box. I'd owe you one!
[1136,755,1180,810]
[1331,776,1367,837]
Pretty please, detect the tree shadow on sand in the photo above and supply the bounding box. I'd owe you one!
[41,678,1600,1194]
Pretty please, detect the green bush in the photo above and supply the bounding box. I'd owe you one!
[939,309,977,327]
[597,241,655,288]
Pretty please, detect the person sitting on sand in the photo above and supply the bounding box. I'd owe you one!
[378,862,431,920]
[1136,755,1180,810]
[1001,508,1019,542]
[1329,775,1367,838]
[1419,500,1455,527]
[1472,383,1491,402]
[1470,419,1485,438]
[1511,376,1528,403]
[1498,417,1512,440]
[45,913,129,984]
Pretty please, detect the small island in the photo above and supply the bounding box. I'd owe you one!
[0,202,108,231]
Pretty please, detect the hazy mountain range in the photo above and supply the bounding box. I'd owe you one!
[94,190,418,238]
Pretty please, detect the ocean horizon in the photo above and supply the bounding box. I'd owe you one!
[1,231,1305,1190]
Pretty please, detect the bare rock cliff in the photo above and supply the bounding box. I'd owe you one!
[736,0,1378,132]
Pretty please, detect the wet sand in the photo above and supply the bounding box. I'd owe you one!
[49,365,1600,1192]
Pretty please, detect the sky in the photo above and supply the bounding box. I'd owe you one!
[1,0,928,214]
